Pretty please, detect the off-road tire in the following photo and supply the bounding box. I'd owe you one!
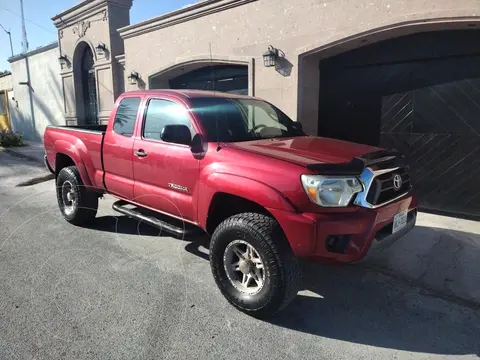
[209,212,301,318]
[56,166,98,225]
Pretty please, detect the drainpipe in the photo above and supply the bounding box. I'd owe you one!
[19,56,36,141]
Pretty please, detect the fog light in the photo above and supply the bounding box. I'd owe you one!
[325,235,351,253]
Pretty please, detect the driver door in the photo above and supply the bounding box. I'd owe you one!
[133,97,200,222]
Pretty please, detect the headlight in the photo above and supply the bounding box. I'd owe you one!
[301,175,363,207]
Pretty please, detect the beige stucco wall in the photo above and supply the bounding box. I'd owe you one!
[9,45,63,140]
[0,73,12,91]
[120,0,480,135]
[58,7,113,124]
[51,0,480,130]
[53,0,131,124]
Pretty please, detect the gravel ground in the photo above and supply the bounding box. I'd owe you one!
[0,151,479,360]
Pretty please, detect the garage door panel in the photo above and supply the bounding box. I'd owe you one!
[409,138,461,182]
[380,132,480,216]
[424,158,480,215]
[381,92,409,116]
[464,78,480,95]
[416,138,472,184]
[379,133,420,158]
[435,152,480,204]
[326,30,480,69]
[381,92,413,133]
[408,135,452,169]
[428,82,480,135]
[413,56,480,88]
[413,90,460,134]
[320,30,480,217]
[456,78,480,103]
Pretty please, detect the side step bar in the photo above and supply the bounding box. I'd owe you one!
[112,200,204,238]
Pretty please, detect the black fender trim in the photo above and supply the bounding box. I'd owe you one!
[44,155,55,174]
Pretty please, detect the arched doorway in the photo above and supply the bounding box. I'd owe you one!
[149,63,248,95]
[81,46,98,124]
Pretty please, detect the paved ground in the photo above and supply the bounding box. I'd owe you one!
[2,140,46,163]
[0,151,479,360]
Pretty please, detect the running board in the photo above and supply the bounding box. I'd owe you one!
[112,200,204,238]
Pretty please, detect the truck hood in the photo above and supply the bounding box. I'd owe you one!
[228,136,380,167]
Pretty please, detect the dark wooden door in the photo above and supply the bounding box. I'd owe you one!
[81,47,98,125]
[319,30,480,218]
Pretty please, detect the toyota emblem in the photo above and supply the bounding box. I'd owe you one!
[393,174,402,191]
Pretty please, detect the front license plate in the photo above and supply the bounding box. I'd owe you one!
[392,210,407,234]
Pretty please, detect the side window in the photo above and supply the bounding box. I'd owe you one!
[143,99,193,141]
[113,97,141,137]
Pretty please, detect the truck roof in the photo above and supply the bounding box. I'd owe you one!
[122,89,259,100]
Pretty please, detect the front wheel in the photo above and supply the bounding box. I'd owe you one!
[209,213,301,318]
[56,166,98,225]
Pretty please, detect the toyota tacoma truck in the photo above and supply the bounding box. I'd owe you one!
[44,89,417,318]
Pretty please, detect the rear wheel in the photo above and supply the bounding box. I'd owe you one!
[209,213,301,318]
[56,166,98,225]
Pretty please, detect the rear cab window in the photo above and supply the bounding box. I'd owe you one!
[113,97,141,137]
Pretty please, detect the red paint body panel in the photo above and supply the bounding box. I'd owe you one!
[133,138,200,221]
[269,193,417,261]
[102,94,145,199]
[44,89,418,263]
[228,136,380,167]
[196,153,298,229]
[132,93,202,222]
[44,127,104,190]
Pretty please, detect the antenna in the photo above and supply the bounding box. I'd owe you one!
[20,0,29,53]
[0,24,14,57]
[209,43,215,95]
[209,43,221,152]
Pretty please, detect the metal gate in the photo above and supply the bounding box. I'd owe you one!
[319,30,480,218]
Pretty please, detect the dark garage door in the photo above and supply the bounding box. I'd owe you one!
[319,30,480,218]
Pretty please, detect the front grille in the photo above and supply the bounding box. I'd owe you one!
[366,167,411,205]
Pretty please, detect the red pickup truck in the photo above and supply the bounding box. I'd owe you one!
[44,89,417,318]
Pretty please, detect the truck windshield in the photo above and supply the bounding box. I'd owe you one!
[189,97,304,142]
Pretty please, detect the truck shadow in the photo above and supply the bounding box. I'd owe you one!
[89,215,480,356]
[89,215,210,260]
[270,260,480,356]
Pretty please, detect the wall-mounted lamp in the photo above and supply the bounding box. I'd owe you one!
[95,42,107,56]
[263,45,279,67]
[128,71,140,85]
[58,54,69,67]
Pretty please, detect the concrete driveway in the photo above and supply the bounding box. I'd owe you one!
[0,151,479,360]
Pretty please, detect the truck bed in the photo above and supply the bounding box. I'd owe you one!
[47,124,107,133]
[44,124,107,191]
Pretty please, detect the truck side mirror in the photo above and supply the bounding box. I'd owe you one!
[161,124,191,146]
[293,122,303,131]
[190,133,205,156]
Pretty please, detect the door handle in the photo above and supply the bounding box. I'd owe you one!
[134,149,147,157]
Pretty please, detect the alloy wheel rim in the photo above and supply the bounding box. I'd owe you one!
[223,240,265,295]
[61,181,76,216]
